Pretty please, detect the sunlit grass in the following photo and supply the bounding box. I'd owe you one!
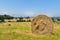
[0,22,60,40]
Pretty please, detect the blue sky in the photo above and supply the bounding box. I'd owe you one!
[0,0,60,17]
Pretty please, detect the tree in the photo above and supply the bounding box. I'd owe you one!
[19,17,23,20]
[0,15,4,22]
[57,18,60,21]
[27,20,31,22]
[3,14,14,19]
[0,14,14,22]
[25,16,30,19]
[52,18,55,22]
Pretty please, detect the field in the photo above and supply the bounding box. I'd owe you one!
[0,22,60,40]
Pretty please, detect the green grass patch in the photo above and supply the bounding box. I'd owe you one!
[0,22,60,40]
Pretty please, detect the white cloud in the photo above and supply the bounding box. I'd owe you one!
[24,10,37,17]
[0,9,59,17]
[0,9,9,15]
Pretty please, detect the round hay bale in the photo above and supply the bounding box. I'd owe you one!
[31,14,54,34]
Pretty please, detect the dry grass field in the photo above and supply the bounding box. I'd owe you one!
[0,22,60,40]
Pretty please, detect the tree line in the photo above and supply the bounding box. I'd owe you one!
[0,14,31,22]
[52,17,60,23]
[0,14,14,22]
[16,16,31,22]
[0,14,60,23]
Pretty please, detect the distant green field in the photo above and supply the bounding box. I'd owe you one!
[0,22,60,40]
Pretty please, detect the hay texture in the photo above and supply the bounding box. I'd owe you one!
[31,14,54,34]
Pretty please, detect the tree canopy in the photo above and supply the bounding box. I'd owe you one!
[0,14,14,19]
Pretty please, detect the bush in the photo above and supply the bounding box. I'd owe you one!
[17,20,26,22]
[23,20,26,22]
[57,18,60,21]
[27,20,31,22]
[0,19,4,22]
[8,21,11,22]
[52,18,55,22]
